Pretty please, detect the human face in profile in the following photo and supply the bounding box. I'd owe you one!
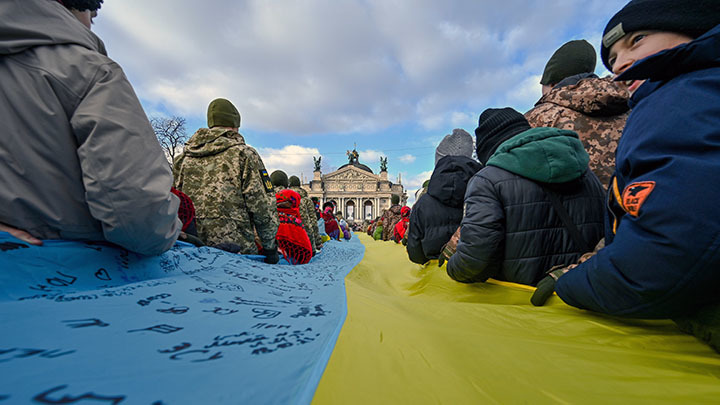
[608,31,693,95]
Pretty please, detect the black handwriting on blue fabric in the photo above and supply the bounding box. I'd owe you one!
[0,242,28,252]
[252,323,291,330]
[62,318,109,328]
[202,307,238,316]
[290,304,329,318]
[94,268,111,281]
[158,343,192,354]
[251,308,281,319]
[127,324,183,334]
[156,307,189,315]
[0,348,75,363]
[169,350,223,362]
[137,294,172,306]
[229,297,277,307]
[46,272,77,287]
[33,385,125,404]
[190,287,214,294]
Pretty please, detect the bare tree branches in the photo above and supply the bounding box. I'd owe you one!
[150,116,188,164]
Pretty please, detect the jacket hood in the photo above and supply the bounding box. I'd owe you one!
[617,23,720,108]
[535,76,630,117]
[0,0,106,56]
[183,127,246,157]
[487,127,589,184]
[389,205,402,215]
[428,156,483,207]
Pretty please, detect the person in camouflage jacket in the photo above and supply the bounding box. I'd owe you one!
[380,195,403,241]
[525,40,629,188]
[173,99,279,259]
[525,76,629,188]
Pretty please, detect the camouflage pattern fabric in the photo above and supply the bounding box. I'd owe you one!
[525,76,629,188]
[173,127,279,253]
[291,186,321,253]
[381,205,403,241]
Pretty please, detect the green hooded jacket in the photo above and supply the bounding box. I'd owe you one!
[486,127,589,183]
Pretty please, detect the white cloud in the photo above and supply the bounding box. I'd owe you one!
[450,112,474,129]
[94,0,629,136]
[503,74,542,113]
[403,170,434,206]
[257,145,320,183]
[358,149,385,165]
[399,154,416,164]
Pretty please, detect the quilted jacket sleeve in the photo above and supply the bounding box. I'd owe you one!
[446,173,505,283]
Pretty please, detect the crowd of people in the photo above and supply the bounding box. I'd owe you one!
[1,0,720,351]
[399,0,720,351]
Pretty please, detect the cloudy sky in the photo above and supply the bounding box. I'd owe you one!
[93,0,628,204]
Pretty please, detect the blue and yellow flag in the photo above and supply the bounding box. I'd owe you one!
[1,232,718,404]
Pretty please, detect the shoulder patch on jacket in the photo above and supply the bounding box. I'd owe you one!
[622,181,655,217]
[259,169,273,192]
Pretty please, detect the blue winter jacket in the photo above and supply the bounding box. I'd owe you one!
[555,24,720,318]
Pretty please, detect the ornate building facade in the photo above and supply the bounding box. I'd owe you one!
[302,150,407,222]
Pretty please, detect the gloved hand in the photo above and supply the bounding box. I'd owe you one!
[531,266,573,306]
[438,227,461,267]
[262,247,279,264]
[179,232,204,247]
[531,239,605,306]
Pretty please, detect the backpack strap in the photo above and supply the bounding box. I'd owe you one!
[545,189,592,253]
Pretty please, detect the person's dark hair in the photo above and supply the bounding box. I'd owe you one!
[60,0,104,12]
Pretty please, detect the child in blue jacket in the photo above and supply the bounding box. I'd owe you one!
[534,0,720,323]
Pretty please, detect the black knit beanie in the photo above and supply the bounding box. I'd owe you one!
[58,0,103,11]
[601,0,720,70]
[391,194,400,205]
[288,176,301,187]
[207,98,241,129]
[474,108,531,165]
[541,40,596,86]
[270,170,288,188]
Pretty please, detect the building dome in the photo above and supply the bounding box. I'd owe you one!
[338,161,374,174]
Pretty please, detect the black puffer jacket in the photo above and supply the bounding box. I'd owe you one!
[447,127,605,286]
[407,156,482,264]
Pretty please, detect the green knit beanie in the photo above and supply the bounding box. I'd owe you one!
[288,176,301,187]
[391,194,400,205]
[270,170,289,188]
[540,40,596,86]
[207,98,241,128]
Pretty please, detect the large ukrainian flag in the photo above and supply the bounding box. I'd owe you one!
[0,232,718,404]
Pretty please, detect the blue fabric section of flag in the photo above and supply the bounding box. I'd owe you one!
[0,232,364,404]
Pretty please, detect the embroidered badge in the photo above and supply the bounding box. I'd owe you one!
[621,181,655,217]
[260,169,273,192]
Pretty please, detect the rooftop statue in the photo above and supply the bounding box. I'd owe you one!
[380,157,388,172]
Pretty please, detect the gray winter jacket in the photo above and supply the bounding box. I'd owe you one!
[0,0,180,255]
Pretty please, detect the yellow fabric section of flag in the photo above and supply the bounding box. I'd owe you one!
[313,233,720,404]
